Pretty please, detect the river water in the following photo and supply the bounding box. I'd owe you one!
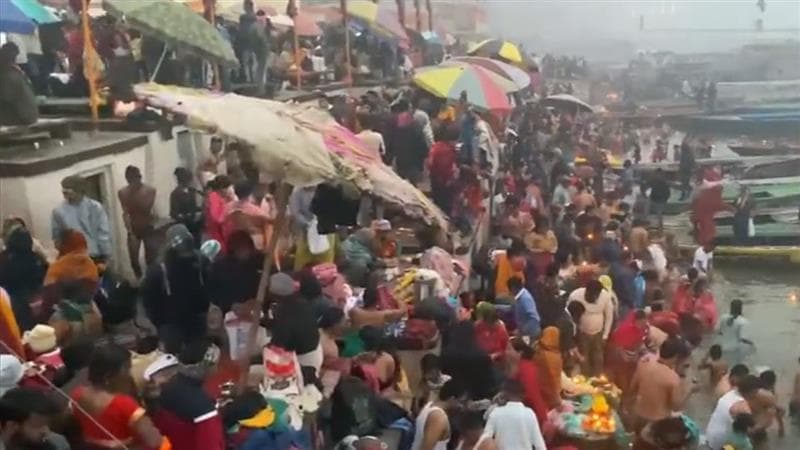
[684,263,800,449]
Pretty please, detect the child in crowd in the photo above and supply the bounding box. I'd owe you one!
[416,354,451,412]
[700,344,729,388]
[721,413,755,450]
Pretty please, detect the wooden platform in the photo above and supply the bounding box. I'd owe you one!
[0,118,72,141]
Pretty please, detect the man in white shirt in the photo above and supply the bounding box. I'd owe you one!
[355,113,386,161]
[693,243,714,276]
[483,380,547,450]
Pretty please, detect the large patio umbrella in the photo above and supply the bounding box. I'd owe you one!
[413,64,516,112]
[542,94,594,113]
[11,0,60,24]
[446,56,530,90]
[103,0,238,67]
[0,0,36,34]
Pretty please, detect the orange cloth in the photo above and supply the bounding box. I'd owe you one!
[45,230,99,286]
[494,253,525,298]
[0,287,24,356]
[534,326,563,409]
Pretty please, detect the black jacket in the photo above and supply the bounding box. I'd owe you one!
[649,177,671,203]
[142,254,211,328]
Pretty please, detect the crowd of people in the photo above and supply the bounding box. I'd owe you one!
[0,5,797,449]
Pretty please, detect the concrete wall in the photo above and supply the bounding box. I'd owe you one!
[0,126,206,279]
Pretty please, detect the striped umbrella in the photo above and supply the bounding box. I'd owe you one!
[446,56,530,90]
[412,64,516,112]
[467,38,523,65]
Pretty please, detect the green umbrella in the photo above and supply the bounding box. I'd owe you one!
[11,0,60,24]
[103,0,238,67]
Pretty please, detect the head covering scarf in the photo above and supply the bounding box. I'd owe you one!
[45,230,98,286]
[534,326,563,408]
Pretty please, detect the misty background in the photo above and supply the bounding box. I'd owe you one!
[483,0,800,61]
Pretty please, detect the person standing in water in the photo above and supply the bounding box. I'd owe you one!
[716,300,755,366]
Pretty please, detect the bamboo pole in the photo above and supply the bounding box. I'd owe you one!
[204,0,221,90]
[413,0,421,32]
[341,0,352,86]
[237,182,291,390]
[288,0,301,90]
[81,0,99,130]
[426,0,433,32]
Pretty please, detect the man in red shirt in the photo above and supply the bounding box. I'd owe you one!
[427,126,458,213]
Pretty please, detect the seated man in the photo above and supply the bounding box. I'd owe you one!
[0,43,39,126]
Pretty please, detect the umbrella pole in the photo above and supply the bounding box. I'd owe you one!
[149,45,169,82]
[236,181,292,392]
[342,0,352,86]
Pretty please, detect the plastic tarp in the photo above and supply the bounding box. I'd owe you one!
[134,83,448,229]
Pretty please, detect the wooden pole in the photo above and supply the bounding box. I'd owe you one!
[288,0,301,90]
[237,182,291,390]
[426,0,433,32]
[341,0,352,86]
[413,0,421,32]
[396,0,405,29]
[204,0,221,90]
[81,0,99,129]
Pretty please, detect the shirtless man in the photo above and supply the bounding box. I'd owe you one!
[716,364,750,399]
[748,370,785,448]
[628,336,693,432]
[706,375,762,450]
[118,165,157,278]
[410,379,465,450]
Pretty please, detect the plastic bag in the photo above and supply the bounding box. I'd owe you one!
[307,216,331,255]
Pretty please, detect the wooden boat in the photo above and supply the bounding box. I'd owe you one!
[633,155,800,182]
[713,221,800,247]
[728,140,800,157]
[663,181,800,215]
[713,207,799,227]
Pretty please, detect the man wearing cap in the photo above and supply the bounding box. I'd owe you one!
[118,165,158,278]
[51,175,112,263]
[141,224,211,353]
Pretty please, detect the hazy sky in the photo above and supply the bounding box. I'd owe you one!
[483,0,800,58]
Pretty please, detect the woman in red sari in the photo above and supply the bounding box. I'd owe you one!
[605,309,648,396]
[71,344,165,450]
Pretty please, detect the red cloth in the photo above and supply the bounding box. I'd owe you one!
[609,312,647,350]
[152,409,225,450]
[427,141,457,185]
[691,184,726,245]
[155,374,225,450]
[204,191,228,246]
[474,320,509,360]
[517,359,549,425]
[71,389,142,447]
[648,311,680,336]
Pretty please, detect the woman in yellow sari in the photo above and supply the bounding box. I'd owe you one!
[534,326,563,409]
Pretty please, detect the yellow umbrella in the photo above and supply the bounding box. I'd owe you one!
[467,38,523,65]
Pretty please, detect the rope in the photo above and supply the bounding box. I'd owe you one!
[0,339,131,450]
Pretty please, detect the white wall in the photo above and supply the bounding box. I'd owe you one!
[0,126,204,279]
